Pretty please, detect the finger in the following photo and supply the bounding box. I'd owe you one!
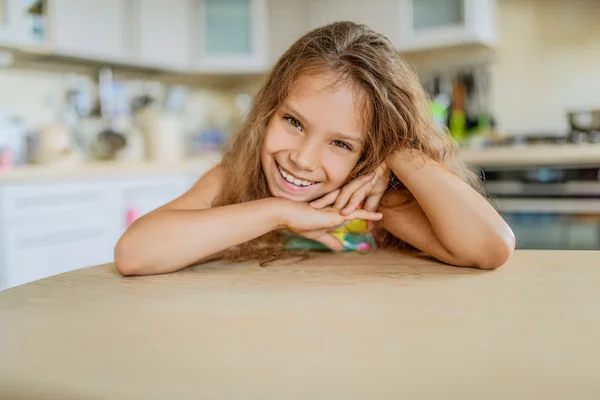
[363,191,385,212]
[295,228,330,238]
[333,172,374,210]
[341,184,369,215]
[309,189,340,209]
[345,209,383,222]
[312,233,344,252]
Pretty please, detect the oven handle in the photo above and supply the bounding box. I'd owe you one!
[492,198,600,214]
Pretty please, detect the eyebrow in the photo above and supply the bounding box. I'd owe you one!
[281,102,365,145]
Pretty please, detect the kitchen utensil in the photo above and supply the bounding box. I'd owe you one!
[137,108,184,163]
[568,109,600,132]
[33,123,83,165]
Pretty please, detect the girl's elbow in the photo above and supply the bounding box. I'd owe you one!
[114,235,144,276]
[476,229,516,270]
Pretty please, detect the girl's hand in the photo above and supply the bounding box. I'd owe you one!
[281,202,382,251]
[283,202,382,232]
[310,163,391,215]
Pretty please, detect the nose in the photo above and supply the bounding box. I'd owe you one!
[289,138,320,172]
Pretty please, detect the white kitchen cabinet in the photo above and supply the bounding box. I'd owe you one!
[308,0,399,44]
[116,175,190,232]
[0,180,121,289]
[50,0,134,61]
[131,0,193,71]
[308,0,496,54]
[3,213,117,289]
[0,0,14,44]
[194,0,269,73]
[0,0,46,47]
[397,0,497,52]
[0,168,207,291]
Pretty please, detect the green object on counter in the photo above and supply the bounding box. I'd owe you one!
[431,100,448,129]
[449,110,466,141]
[477,112,491,133]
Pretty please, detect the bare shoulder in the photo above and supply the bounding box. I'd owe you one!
[160,164,226,211]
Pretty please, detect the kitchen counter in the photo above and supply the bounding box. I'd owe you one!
[0,154,221,182]
[2,143,600,182]
[1,250,599,399]
[460,143,600,168]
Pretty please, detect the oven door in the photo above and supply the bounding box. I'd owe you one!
[495,198,600,250]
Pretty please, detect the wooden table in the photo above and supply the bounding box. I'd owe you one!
[1,250,599,399]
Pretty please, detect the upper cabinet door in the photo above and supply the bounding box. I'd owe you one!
[51,0,133,61]
[132,0,193,71]
[0,0,46,47]
[412,0,465,31]
[397,0,497,52]
[308,0,400,46]
[0,0,13,43]
[194,0,268,73]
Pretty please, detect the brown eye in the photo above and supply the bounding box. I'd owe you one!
[333,140,352,151]
[284,116,303,132]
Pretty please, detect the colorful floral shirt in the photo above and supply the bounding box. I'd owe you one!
[283,219,377,252]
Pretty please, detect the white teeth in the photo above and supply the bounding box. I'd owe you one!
[278,165,314,187]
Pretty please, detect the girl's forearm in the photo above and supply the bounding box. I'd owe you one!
[387,150,515,269]
[114,198,286,276]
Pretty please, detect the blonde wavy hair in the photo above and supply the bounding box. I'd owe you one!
[213,21,481,263]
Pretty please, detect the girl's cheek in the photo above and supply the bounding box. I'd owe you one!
[321,157,346,186]
[264,126,288,151]
[325,154,360,185]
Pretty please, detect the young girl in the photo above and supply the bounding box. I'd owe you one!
[114,21,515,276]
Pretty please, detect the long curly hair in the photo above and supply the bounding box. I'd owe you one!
[213,21,482,263]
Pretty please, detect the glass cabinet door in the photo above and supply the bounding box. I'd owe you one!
[202,0,252,57]
[196,0,267,71]
[412,0,464,31]
[0,0,46,45]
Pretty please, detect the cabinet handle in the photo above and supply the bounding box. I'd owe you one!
[126,207,140,227]
[17,227,107,249]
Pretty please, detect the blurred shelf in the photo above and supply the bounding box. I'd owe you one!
[0,155,221,183]
[460,144,600,169]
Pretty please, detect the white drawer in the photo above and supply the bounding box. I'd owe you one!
[119,175,189,196]
[119,175,189,215]
[3,217,115,289]
[0,181,111,222]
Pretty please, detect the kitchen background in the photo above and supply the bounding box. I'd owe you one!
[1,0,599,290]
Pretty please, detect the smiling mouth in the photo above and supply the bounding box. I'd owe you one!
[277,164,316,187]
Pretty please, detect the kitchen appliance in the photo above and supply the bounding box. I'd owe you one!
[482,164,600,250]
[568,109,600,144]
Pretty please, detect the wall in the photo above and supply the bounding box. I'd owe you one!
[491,0,600,135]
[0,65,64,130]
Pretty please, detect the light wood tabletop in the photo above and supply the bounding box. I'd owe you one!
[1,250,599,399]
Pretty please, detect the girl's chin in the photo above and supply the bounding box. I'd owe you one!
[269,186,326,203]
[272,191,315,202]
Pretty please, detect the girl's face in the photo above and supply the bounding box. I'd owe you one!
[261,73,367,202]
